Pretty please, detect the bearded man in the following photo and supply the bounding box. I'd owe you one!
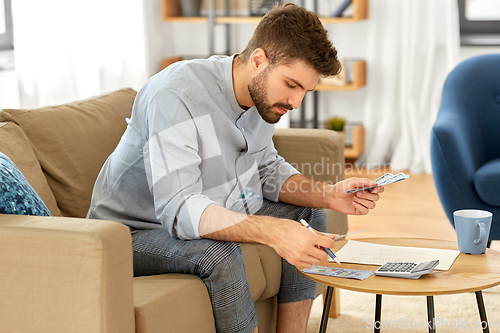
[88,3,383,333]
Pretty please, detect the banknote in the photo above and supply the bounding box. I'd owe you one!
[302,265,374,280]
[346,172,410,194]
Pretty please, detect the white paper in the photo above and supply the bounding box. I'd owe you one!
[330,240,460,271]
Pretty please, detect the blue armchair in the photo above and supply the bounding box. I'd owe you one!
[431,54,500,242]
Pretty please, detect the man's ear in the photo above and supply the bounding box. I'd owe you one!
[249,48,269,73]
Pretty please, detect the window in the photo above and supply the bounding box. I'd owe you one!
[0,0,13,51]
[458,0,500,45]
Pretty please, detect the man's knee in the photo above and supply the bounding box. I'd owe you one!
[309,208,327,233]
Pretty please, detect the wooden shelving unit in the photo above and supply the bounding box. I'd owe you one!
[162,0,368,23]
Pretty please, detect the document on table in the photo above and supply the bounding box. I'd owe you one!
[330,240,460,271]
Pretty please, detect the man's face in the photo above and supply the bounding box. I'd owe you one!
[248,60,320,124]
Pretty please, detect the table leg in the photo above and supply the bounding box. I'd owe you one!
[475,291,490,333]
[374,294,382,333]
[319,286,334,333]
[427,296,436,333]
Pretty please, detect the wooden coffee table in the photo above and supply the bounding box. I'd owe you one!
[303,238,500,333]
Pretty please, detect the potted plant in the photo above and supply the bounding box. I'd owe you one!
[324,116,347,143]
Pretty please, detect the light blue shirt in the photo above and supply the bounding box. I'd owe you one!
[87,55,299,240]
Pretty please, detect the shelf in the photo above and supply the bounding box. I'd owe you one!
[161,16,367,24]
[315,60,366,91]
[343,125,365,159]
[161,0,369,23]
[163,17,208,23]
[216,13,368,24]
[215,17,261,24]
[334,125,365,159]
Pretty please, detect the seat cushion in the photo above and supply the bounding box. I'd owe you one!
[474,158,500,207]
[0,88,137,218]
[133,274,216,333]
[0,152,51,216]
[0,122,61,215]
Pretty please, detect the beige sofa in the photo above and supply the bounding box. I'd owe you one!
[0,88,346,333]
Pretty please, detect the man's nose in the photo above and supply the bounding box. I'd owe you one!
[288,90,307,110]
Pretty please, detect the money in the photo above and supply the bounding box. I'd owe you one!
[347,172,410,194]
[302,265,374,280]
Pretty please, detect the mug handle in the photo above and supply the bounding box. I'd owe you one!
[474,221,487,245]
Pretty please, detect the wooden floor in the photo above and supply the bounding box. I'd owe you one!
[345,165,500,251]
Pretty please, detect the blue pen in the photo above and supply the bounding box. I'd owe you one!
[300,219,341,264]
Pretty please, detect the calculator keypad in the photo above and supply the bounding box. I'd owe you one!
[377,262,417,273]
[375,260,439,279]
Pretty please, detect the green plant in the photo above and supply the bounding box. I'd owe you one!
[326,116,346,132]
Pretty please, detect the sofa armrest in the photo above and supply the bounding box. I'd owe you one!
[0,214,135,333]
[273,128,347,234]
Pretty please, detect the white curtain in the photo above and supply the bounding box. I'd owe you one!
[12,0,150,108]
[359,0,461,174]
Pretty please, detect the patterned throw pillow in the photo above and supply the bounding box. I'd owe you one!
[0,152,51,216]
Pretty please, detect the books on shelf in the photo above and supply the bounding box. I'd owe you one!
[316,0,353,18]
[194,0,355,18]
[200,0,252,17]
[250,0,281,16]
[332,0,353,17]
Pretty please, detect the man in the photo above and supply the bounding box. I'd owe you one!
[88,3,383,333]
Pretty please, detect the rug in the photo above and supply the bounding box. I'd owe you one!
[307,285,500,332]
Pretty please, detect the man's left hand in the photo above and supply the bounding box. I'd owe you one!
[328,178,384,215]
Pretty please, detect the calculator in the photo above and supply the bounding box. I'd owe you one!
[375,260,440,279]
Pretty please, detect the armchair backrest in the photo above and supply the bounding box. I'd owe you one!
[437,53,500,164]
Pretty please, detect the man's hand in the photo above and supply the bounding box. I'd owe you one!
[268,219,335,269]
[328,178,384,215]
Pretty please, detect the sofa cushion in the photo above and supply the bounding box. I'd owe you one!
[0,152,51,216]
[0,122,60,215]
[474,158,500,207]
[0,88,137,218]
[133,274,216,333]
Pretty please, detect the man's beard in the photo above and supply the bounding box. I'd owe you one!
[248,69,293,124]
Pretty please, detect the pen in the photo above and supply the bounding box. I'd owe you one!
[300,219,341,264]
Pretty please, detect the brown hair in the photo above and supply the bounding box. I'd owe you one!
[240,3,341,77]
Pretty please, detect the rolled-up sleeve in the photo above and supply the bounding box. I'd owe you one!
[143,91,216,240]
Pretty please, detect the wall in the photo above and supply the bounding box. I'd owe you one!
[0,69,19,109]
[460,45,500,61]
[0,50,19,109]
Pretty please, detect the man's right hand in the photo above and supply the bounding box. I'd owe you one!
[268,219,335,268]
